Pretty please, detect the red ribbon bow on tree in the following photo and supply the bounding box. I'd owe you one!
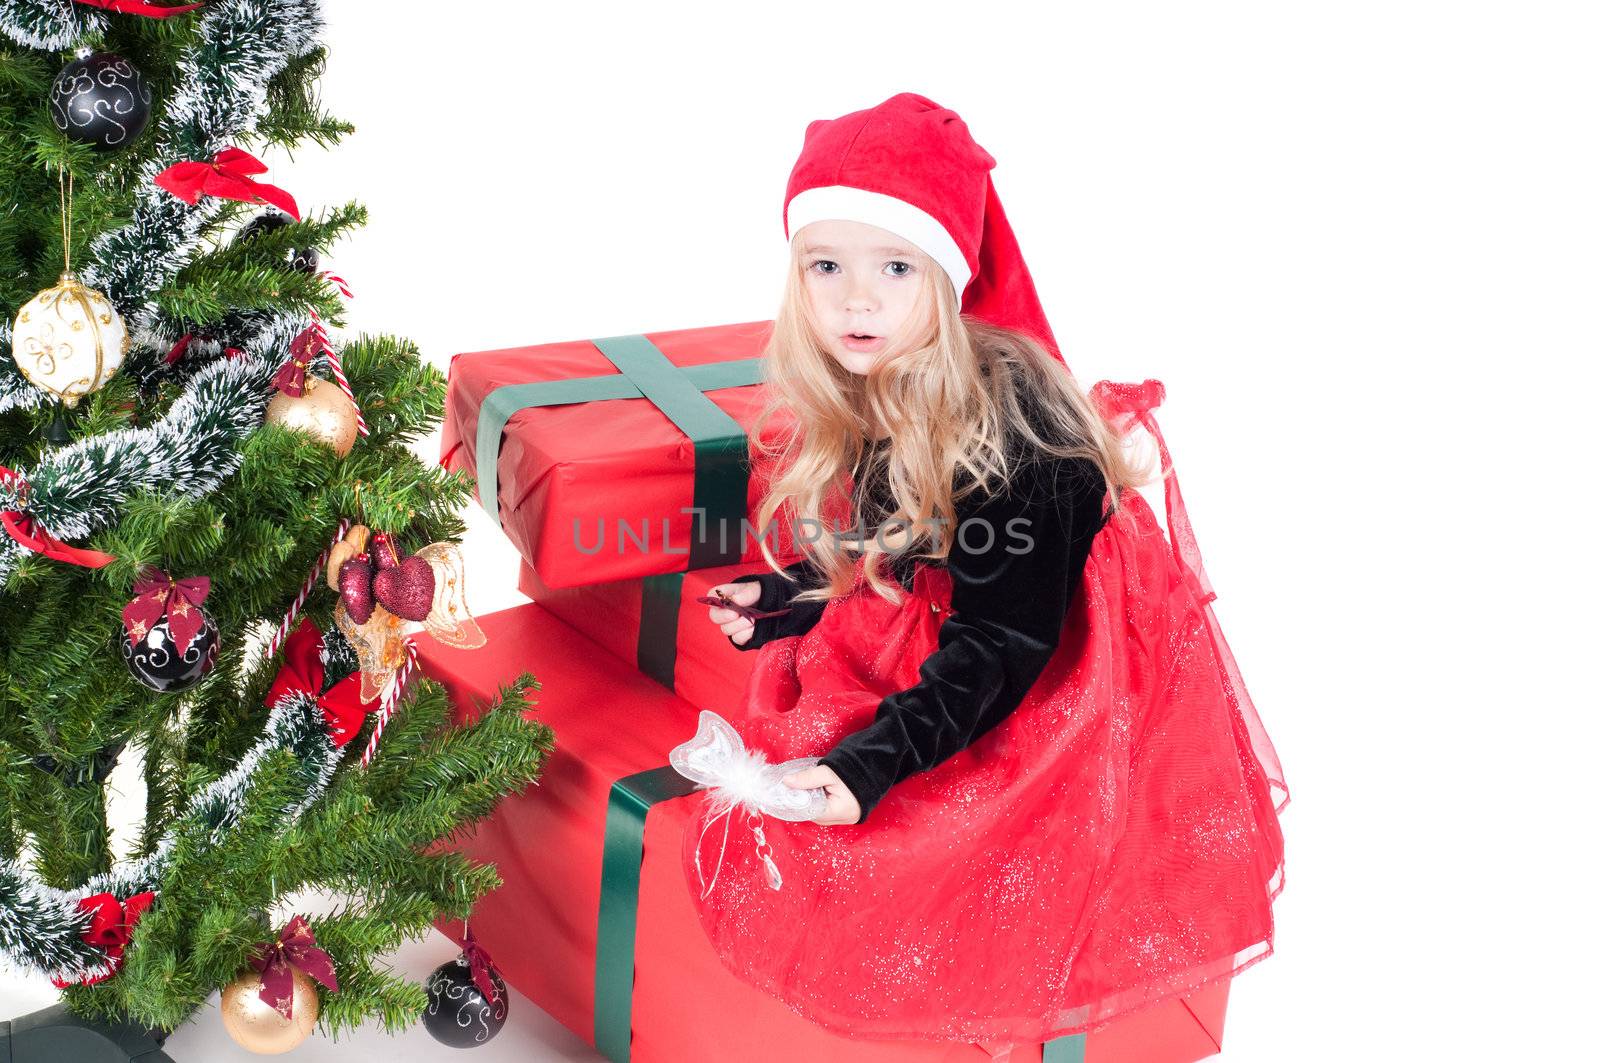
[49,891,156,988]
[265,617,367,747]
[271,327,322,397]
[74,0,204,16]
[122,567,211,656]
[248,915,339,1020]
[0,466,117,568]
[155,147,299,221]
[461,925,502,1003]
[163,333,194,365]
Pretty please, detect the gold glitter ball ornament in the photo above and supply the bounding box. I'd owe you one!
[219,965,319,1055]
[9,271,129,407]
[264,375,358,457]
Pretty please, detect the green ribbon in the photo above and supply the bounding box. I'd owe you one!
[636,572,684,691]
[592,763,1089,1062]
[1044,1031,1088,1061]
[473,335,765,575]
[595,765,700,1063]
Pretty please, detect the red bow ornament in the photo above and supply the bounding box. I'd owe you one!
[461,924,502,1003]
[0,466,117,568]
[265,617,367,747]
[248,915,339,1019]
[271,327,323,397]
[74,0,204,15]
[49,891,156,988]
[122,567,211,655]
[163,332,194,365]
[155,147,300,221]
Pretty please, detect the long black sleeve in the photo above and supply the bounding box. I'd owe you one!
[725,556,829,650]
[818,453,1106,824]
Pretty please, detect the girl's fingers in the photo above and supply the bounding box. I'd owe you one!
[782,766,833,789]
[706,582,761,631]
[710,582,762,607]
[783,766,861,826]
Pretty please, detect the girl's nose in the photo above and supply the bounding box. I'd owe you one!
[845,280,878,313]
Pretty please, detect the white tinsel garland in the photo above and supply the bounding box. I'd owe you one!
[0,693,343,984]
[0,349,282,583]
[0,0,105,51]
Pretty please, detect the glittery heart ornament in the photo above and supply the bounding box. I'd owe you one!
[338,556,375,624]
[373,554,434,622]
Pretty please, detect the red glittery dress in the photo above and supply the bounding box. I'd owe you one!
[681,380,1289,1043]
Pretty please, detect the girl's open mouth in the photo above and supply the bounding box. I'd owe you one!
[841,333,886,353]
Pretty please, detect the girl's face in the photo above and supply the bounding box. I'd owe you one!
[795,219,936,375]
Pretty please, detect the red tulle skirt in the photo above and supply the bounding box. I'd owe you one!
[682,381,1289,1043]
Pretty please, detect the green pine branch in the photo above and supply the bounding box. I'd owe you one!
[254,47,355,154]
[153,265,343,326]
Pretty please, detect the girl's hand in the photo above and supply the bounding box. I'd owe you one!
[706,581,763,646]
[782,765,862,826]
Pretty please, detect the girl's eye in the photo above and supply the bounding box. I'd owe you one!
[885,261,914,278]
[809,260,839,275]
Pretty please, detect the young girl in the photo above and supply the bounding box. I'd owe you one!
[695,92,1288,1046]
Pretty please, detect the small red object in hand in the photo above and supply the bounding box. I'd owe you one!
[694,589,792,623]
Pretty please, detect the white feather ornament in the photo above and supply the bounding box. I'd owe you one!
[669,711,828,898]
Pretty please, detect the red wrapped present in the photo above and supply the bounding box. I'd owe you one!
[418,604,1231,1063]
[440,320,807,589]
[516,555,767,708]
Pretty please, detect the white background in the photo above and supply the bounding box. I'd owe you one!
[6,1,1597,1060]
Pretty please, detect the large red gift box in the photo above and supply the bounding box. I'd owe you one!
[419,604,1230,1062]
[441,320,808,590]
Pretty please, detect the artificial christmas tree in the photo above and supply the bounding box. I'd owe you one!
[0,1,552,1057]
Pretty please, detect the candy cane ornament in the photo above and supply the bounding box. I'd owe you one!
[264,519,350,663]
[309,271,367,437]
[360,639,417,768]
[320,272,354,300]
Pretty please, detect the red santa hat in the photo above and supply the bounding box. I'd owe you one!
[783,92,1066,368]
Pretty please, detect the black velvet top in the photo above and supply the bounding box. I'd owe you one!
[728,426,1109,824]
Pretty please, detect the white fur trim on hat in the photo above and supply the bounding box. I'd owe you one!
[786,185,970,294]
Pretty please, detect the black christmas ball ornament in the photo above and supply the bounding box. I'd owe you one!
[422,954,508,1048]
[49,51,153,151]
[235,211,320,274]
[121,613,219,693]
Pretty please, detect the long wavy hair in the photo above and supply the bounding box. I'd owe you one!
[746,243,1158,607]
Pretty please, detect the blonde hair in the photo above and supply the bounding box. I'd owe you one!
[746,245,1159,607]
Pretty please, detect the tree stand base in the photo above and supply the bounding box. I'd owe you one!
[1,1003,174,1063]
